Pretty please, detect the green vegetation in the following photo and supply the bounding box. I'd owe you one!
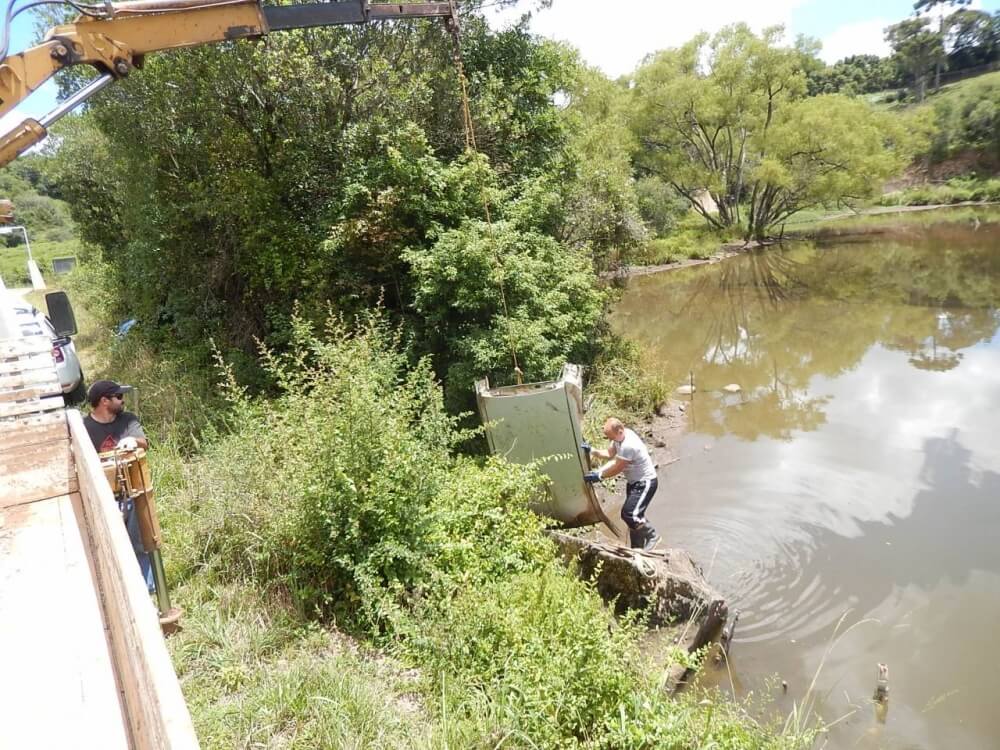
[806,54,899,97]
[631,25,913,243]
[806,204,1000,236]
[54,277,811,748]
[880,177,1000,206]
[0,238,80,286]
[810,4,1000,103]
[0,157,80,285]
[632,214,737,266]
[19,1,1000,745]
[923,72,1000,166]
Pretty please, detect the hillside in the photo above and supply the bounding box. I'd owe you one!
[0,157,81,287]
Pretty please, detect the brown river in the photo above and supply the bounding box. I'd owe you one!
[612,210,1000,749]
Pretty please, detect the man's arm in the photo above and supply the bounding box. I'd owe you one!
[590,443,618,462]
[122,413,149,450]
[596,456,629,479]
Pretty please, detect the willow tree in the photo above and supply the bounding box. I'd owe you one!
[631,24,912,241]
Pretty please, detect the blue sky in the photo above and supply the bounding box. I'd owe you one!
[3,0,1000,127]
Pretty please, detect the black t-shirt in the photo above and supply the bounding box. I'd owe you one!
[83,411,147,453]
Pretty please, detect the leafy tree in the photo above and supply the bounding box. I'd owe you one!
[945,9,999,70]
[631,26,804,232]
[40,9,582,362]
[509,61,646,271]
[746,96,910,239]
[806,54,900,96]
[914,0,971,87]
[631,25,908,241]
[887,16,946,100]
[404,220,606,411]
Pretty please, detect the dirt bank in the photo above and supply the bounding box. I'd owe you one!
[638,398,690,469]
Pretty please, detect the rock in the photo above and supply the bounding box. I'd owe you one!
[655,402,668,417]
[654,439,667,448]
[547,531,728,692]
[722,383,741,393]
[678,404,686,413]
[677,384,696,395]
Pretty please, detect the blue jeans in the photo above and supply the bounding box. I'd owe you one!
[120,498,156,594]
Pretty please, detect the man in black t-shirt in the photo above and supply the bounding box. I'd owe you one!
[83,379,148,453]
[84,380,154,593]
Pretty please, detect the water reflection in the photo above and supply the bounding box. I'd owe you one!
[614,221,1000,442]
[613,214,1000,750]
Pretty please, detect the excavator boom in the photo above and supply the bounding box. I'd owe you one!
[0,0,456,167]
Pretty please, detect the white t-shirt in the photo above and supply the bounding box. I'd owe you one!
[612,428,657,483]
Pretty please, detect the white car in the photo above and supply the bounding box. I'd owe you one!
[9,302,86,404]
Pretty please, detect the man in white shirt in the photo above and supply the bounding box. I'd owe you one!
[585,417,661,551]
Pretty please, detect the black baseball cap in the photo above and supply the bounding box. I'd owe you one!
[87,380,133,407]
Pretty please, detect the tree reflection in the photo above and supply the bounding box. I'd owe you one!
[614,220,1000,440]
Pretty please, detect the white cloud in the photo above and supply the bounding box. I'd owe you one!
[819,18,892,64]
[490,0,806,78]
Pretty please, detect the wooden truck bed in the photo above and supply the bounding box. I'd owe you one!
[0,335,198,749]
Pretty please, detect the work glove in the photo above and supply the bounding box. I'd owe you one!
[583,471,601,484]
[580,440,591,456]
[116,437,138,451]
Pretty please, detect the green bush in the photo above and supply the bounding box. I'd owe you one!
[927,73,1000,164]
[631,212,735,266]
[584,337,669,436]
[406,564,646,747]
[405,220,607,412]
[163,311,554,630]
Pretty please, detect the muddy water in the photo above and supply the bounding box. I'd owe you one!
[612,213,1000,749]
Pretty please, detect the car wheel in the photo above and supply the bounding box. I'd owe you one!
[65,377,87,406]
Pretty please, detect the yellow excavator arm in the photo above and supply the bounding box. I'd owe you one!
[0,0,456,167]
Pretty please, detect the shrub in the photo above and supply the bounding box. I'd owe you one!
[405,220,607,412]
[584,337,669,436]
[631,212,736,266]
[927,74,1000,164]
[163,311,554,631]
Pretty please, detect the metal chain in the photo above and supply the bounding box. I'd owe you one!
[446,5,523,384]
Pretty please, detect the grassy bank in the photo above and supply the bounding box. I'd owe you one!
[879,177,1000,207]
[633,214,742,266]
[792,203,1000,238]
[0,238,81,287]
[52,267,815,749]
